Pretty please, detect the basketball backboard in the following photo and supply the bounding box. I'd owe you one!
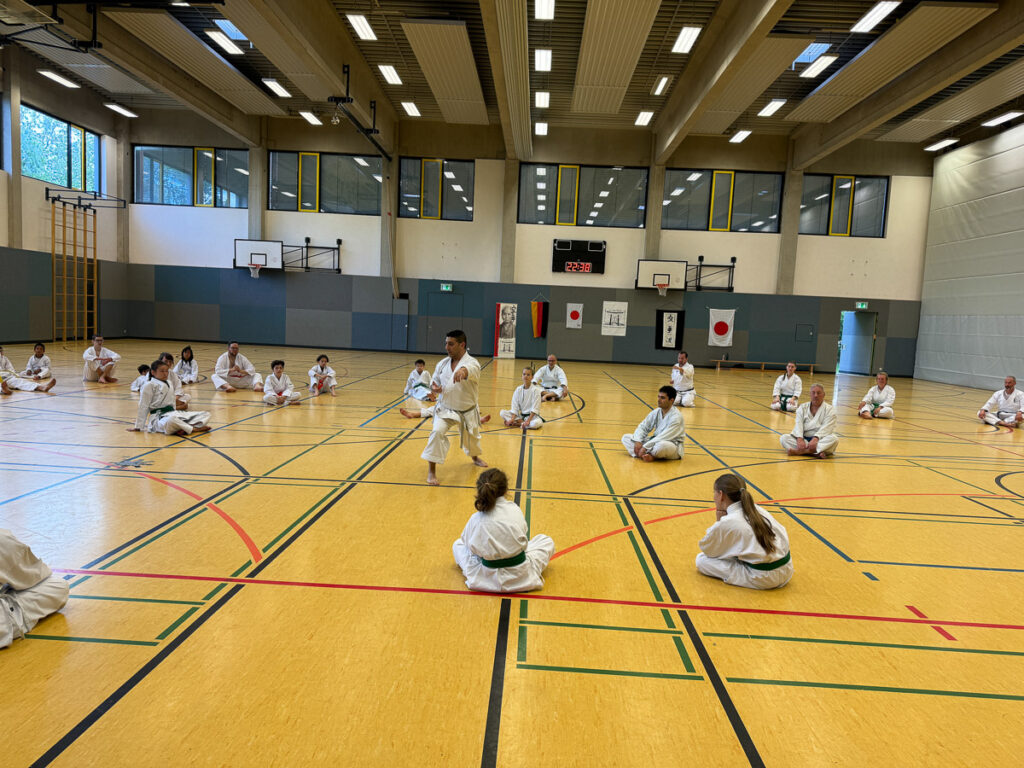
[636,259,687,290]
[234,239,283,269]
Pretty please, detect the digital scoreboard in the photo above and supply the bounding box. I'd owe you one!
[552,239,606,274]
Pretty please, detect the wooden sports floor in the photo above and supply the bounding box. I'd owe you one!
[2,340,1022,767]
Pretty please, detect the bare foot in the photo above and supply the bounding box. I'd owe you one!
[221,385,237,392]
[400,408,420,419]
[816,452,829,459]
[641,453,655,462]
[786,448,798,455]
[427,472,440,486]
[253,385,262,391]
[330,390,336,397]
[472,456,488,468]
[191,425,211,433]
[289,401,301,406]
[98,376,110,384]
[480,414,491,424]
[1,381,11,395]
[43,379,56,392]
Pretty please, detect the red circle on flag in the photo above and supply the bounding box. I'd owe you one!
[570,310,580,320]
[713,321,730,336]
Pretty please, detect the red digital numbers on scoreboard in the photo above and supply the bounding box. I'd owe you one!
[564,261,593,272]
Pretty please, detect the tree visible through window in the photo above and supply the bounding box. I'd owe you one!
[20,104,100,191]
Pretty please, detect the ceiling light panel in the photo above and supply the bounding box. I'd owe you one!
[851,2,901,34]
[38,69,79,88]
[672,26,701,54]
[635,111,653,126]
[535,49,552,71]
[104,103,138,117]
[402,102,421,117]
[982,111,1024,127]
[299,111,321,125]
[758,99,787,117]
[379,65,402,85]
[401,20,488,124]
[347,14,376,41]
[536,91,550,108]
[925,138,958,151]
[535,0,555,20]
[205,29,244,55]
[535,122,548,135]
[730,130,751,143]
[262,79,291,98]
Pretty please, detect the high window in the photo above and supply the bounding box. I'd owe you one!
[662,168,783,232]
[799,174,889,237]
[519,163,648,228]
[269,150,382,215]
[399,158,474,221]
[133,146,250,207]
[20,104,100,192]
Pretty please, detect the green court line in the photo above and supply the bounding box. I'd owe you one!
[796,511,1020,528]
[519,600,528,620]
[672,636,696,673]
[520,619,683,636]
[626,530,663,603]
[727,677,1024,701]
[587,443,629,527]
[68,594,204,606]
[261,488,341,552]
[230,561,252,577]
[100,509,207,570]
[517,626,528,663]
[27,634,159,647]
[69,576,91,587]
[155,606,200,640]
[524,440,533,531]
[703,632,1024,657]
[201,583,228,602]
[518,663,703,681]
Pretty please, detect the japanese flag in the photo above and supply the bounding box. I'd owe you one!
[708,308,735,347]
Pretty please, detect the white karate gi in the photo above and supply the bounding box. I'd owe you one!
[22,354,51,380]
[404,368,432,400]
[135,378,211,435]
[173,358,199,384]
[696,502,793,590]
[536,364,568,399]
[263,372,302,404]
[0,529,70,648]
[622,406,686,460]
[130,374,149,393]
[500,384,543,429]
[979,388,1024,426]
[860,385,895,418]
[671,363,696,407]
[0,355,47,391]
[82,345,120,381]
[452,497,555,592]
[309,364,337,394]
[780,401,839,455]
[212,351,263,390]
[771,373,802,412]
[167,369,191,406]
[421,353,483,464]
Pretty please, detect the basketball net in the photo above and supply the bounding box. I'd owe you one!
[248,264,262,279]
[656,283,668,297]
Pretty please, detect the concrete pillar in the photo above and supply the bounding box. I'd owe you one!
[2,46,23,248]
[380,154,396,279]
[500,157,519,282]
[775,141,803,295]
[114,120,130,263]
[644,163,665,260]
[247,118,267,240]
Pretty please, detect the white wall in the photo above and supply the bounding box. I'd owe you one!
[129,204,247,267]
[515,223,646,288]
[265,210,381,276]
[792,175,930,300]
[21,175,119,260]
[395,158,504,282]
[660,229,780,294]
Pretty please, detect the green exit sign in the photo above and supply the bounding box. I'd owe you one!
[855,301,869,309]
[440,282,453,292]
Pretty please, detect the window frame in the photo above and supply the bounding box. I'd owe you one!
[397,155,476,222]
[799,173,890,239]
[132,143,250,207]
[517,162,650,229]
[662,166,785,234]
[20,103,100,192]
[267,149,383,216]
[708,170,735,231]
[556,164,580,226]
[194,147,215,208]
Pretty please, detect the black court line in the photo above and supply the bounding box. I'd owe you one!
[29,419,428,767]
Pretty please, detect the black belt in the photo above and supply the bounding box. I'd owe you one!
[480,551,527,568]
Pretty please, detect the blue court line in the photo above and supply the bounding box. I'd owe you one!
[695,393,784,435]
[359,395,406,427]
[859,560,1024,574]
[863,572,879,581]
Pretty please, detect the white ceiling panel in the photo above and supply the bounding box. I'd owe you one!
[571,0,661,114]
[786,2,996,124]
[104,9,284,116]
[401,19,488,125]
[17,27,154,95]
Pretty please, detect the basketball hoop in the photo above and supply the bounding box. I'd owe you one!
[248,263,262,279]
[656,282,668,297]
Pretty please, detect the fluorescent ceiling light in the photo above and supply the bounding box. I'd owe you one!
[537,167,546,176]
[729,130,751,143]
[104,103,137,118]
[851,2,900,34]
[671,187,684,196]
[38,70,79,88]
[205,30,244,55]
[607,177,614,184]
[537,195,546,201]
[452,185,463,192]
[538,205,547,210]
[589,211,598,217]
[373,175,382,182]
[758,99,786,117]
[814,193,829,200]
[671,26,701,54]
[586,219,594,225]
[467,207,473,211]
[214,19,247,41]
[752,220,764,227]
[535,49,552,72]
[839,182,851,189]
[535,121,548,135]
[663,200,671,206]
[235,168,250,176]
[770,214,777,219]
[262,79,291,98]
[354,157,369,167]
[535,91,550,108]
[594,202,604,208]
[171,2,190,6]
[925,138,958,151]
[402,102,420,117]
[202,151,213,158]
[599,191,609,197]
[801,54,838,79]
[738,228,748,232]
[346,14,376,40]
[652,76,669,96]
[379,65,402,85]
[461,196,468,203]
[687,173,702,182]
[299,111,322,125]
[635,111,654,126]
[535,0,555,20]
[444,171,456,179]
[537,183,546,189]
[982,111,1023,127]
[281,191,296,198]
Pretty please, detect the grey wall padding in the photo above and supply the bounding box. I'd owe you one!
[915,123,1024,389]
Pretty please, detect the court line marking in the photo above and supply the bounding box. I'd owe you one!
[907,605,957,641]
[725,677,1024,702]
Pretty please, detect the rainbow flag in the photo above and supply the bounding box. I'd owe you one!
[531,301,549,338]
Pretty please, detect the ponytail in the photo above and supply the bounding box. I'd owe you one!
[475,468,509,512]
[713,473,777,554]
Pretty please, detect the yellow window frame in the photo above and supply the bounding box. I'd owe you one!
[828,175,855,236]
[70,125,86,191]
[298,152,320,212]
[708,170,734,231]
[194,148,215,207]
[555,164,580,225]
[420,158,443,219]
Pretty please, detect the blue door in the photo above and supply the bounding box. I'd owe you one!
[838,311,876,374]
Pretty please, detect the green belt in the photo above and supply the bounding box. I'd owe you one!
[870,403,880,415]
[743,552,791,571]
[150,405,174,415]
[480,551,527,568]
[779,394,793,408]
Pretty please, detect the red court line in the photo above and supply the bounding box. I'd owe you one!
[1,442,263,564]
[907,604,957,641]
[51,567,1024,632]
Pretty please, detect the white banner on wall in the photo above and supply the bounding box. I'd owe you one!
[495,303,517,358]
[601,301,628,336]
[566,303,583,329]
[708,308,735,347]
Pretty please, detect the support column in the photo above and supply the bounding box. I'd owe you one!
[247,118,267,240]
[644,163,665,260]
[499,157,519,283]
[380,155,397,280]
[114,120,130,263]
[775,142,803,295]
[2,46,23,248]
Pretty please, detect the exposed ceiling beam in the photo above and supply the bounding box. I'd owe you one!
[55,5,260,145]
[479,0,529,159]
[652,0,795,164]
[791,0,1024,168]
